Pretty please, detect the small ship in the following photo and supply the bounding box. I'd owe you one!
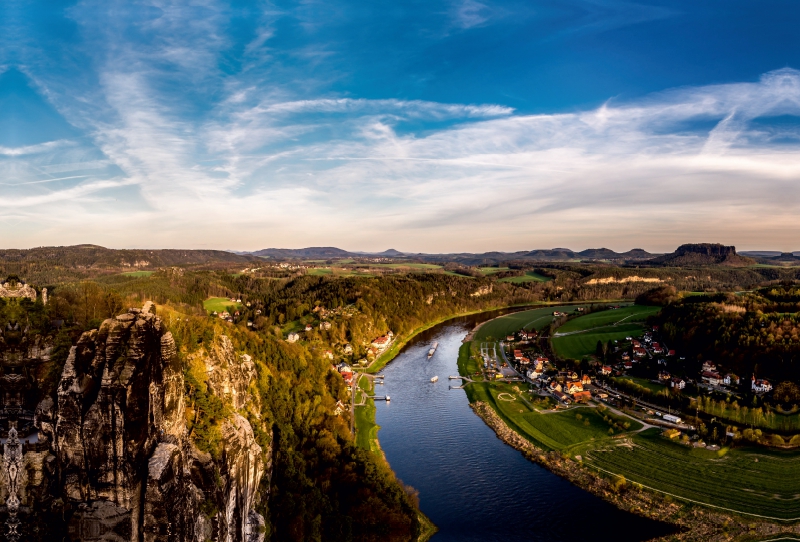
[430,375,439,383]
[427,342,439,359]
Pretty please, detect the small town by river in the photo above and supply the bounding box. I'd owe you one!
[374,311,676,541]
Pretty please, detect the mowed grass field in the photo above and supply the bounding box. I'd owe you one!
[121,270,154,277]
[203,297,242,313]
[478,267,510,274]
[552,305,660,359]
[582,429,800,520]
[355,376,381,454]
[498,271,551,283]
[474,304,591,341]
[463,380,643,451]
[556,305,656,333]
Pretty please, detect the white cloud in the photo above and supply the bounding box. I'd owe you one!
[6,0,800,252]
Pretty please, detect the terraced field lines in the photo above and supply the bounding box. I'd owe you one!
[584,429,800,519]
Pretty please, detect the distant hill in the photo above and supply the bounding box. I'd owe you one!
[740,251,784,257]
[576,248,655,261]
[251,247,353,259]
[245,246,660,265]
[650,243,755,267]
[0,245,254,268]
[379,249,405,257]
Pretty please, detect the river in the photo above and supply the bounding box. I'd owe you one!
[374,311,676,542]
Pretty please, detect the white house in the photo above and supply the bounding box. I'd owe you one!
[670,377,686,390]
[526,368,543,380]
[287,332,300,343]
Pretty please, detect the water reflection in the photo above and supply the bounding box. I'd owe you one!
[374,313,675,542]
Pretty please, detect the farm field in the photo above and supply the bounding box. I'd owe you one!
[463,379,643,451]
[478,267,510,274]
[120,270,154,277]
[474,304,592,341]
[553,324,647,359]
[515,407,642,450]
[556,305,656,334]
[203,296,241,313]
[498,271,551,283]
[552,305,660,359]
[582,429,800,520]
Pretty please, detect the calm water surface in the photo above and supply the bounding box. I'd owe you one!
[374,312,675,542]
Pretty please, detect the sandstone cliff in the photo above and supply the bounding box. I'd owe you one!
[652,243,755,267]
[13,302,268,542]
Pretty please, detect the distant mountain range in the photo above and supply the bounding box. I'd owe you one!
[245,246,659,264]
[246,244,800,267]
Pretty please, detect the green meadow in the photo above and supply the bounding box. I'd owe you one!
[120,270,155,277]
[552,305,659,359]
[498,271,551,283]
[203,296,242,313]
[581,429,800,520]
[474,304,591,341]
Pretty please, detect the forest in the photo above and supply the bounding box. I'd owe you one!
[5,247,800,540]
[658,286,800,382]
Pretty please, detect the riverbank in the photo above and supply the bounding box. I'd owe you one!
[452,305,800,540]
[354,300,625,541]
[365,300,625,374]
[468,401,800,540]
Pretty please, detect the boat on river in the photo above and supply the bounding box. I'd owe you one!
[430,376,438,383]
[428,342,438,358]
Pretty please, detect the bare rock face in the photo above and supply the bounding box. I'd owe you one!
[219,414,265,542]
[193,335,258,412]
[45,303,268,542]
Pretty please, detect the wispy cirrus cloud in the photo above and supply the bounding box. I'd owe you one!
[2,0,799,252]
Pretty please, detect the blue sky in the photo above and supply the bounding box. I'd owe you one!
[1,0,799,252]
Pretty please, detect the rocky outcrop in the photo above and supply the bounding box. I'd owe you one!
[652,243,755,267]
[18,302,269,542]
[192,335,258,412]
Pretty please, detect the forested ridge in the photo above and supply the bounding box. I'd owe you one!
[32,271,539,540]
[10,252,800,541]
[659,286,800,382]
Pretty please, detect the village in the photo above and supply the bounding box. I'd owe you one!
[488,313,777,449]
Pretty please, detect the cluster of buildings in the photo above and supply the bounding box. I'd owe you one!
[548,373,593,403]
